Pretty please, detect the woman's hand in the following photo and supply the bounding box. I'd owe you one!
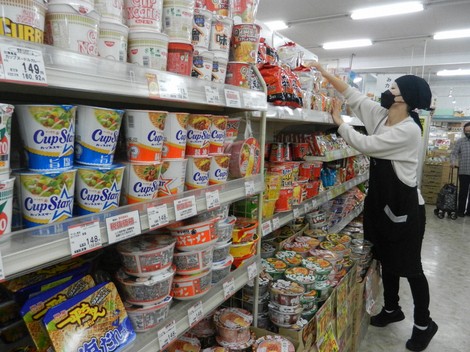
[331,98,345,126]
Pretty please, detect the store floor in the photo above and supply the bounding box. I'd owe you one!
[359,205,470,352]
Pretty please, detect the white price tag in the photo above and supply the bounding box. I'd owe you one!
[158,77,189,100]
[0,45,47,85]
[174,196,197,221]
[157,320,177,349]
[188,301,204,327]
[0,250,5,282]
[245,180,256,196]
[311,199,317,209]
[68,220,102,257]
[304,202,313,214]
[147,204,169,230]
[272,217,280,230]
[205,86,221,104]
[247,262,258,280]
[262,220,272,237]
[205,190,220,210]
[223,278,236,299]
[293,206,301,218]
[106,210,141,244]
[243,92,255,108]
[224,89,242,108]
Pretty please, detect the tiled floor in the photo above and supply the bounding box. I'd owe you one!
[359,205,470,352]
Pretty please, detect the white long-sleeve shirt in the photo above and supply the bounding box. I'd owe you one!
[338,87,425,204]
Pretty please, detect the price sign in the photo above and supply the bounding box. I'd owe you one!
[304,202,313,214]
[224,89,241,108]
[157,320,177,349]
[223,278,236,299]
[0,250,5,282]
[68,220,102,257]
[272,217,280,230]
[188,301,204,327]
[174,196,197,221]
[205,190,220,210]
[106,210,141,244]
[311,199,317,209]
[0,45,47,85]
[262,220,272,237]
[158,76,189,100]
[205,86,221,104]
[243,92,255,108]
[147,204,169,230]
[293,206,301,218]
[247,262,258,280]
[245,180,256,196]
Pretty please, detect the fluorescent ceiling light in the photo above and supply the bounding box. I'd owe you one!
[353,77,363,83]
[264,21,288,31]
[437,69,470,76]
[351,1,423,20]
[433,28,470,40]
[323,39,372,50]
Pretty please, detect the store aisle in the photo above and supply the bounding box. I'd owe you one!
[359,205,470,352]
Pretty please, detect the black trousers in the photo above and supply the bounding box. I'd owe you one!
[458,174,470,214]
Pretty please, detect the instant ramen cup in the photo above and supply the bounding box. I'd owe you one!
[169,218,218,251]
[124,0,164,31]
[186,114,212,156]
[225,62,252,88]
[185,156,211,190]
[14,169,76,229]
[162,112,189,159]
[229,23,260,63]
[211,52,228,83]
[122,161,162,204]
[48,0,95,12]
[0,104,13,173]
[204,0,229,16]
[162,0,195,42]
[125,295,172,332]
[230,0,259,24]
[209,16,232,53]
[128,30,169,71]
[124,109,167,162]
[157,158,188,197]
[225,117,241,141]
[192,8,212,49]
[75,105,124,167]
[173,245,214,275]
[209,115,227,154]
[209,154,230,185]
[172,268,212,300]
[95,0,125,24]
[0,177,15,236]
[98,21,129,62]
[0,0,47,43]
[75,164,125,215]
[191,48,214,81]
[167,41,193,76]
[15,104,76,172]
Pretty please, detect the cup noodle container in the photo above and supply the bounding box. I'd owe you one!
[211,52,228,83]
[209,15,232,54]
[75,164,125,215]
[15,105,76,172]
[162,0,195,42]
[209,115,227,154]
[158,158,187,197]
[122,161,161,204]
[0,0,47,43]
[186,114,212,156]
[231,0,258,23]
[0,104,13,174]
[48,0,95,13]
[124,109,167,162]
[162,112,189,159]
[225,62,251,89]
[128,30,169,71]
[229,23,260,63]
[185,155,211,190]
[98,21,129,62]
[14,168,76,228]
[192,8,212,49]
[209,153,229,185]
[203,0,228,16]
[45,4,101,56]
[167,40,193,75]
[191,48,213,81]
[124,0,163,31]
[95,0,124,24]
[0,177,15,235]
[75,105,124,167]
[225,116,241,141]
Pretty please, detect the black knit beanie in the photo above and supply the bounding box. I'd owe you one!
[395,75,432,130]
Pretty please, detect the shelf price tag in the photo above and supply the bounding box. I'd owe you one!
[311,199,317,209]
[224,89,241,108]
[205,86,221,104]
[247,262,258,280]
[223,278,236,300]
[293,206,301,218]
[106,210,141,244]
[262,220,272,237]
[244,180,256,196]
[68,220,102,257]
[157,320,177,349]
[174,196,197,221]
[243,92,255,108]
[304,202,313,214]
[188,301,204,327]
[158,76,189,100]
[0,250,5,282]
[205,190,220,210]
[272,217,280,230]
[147,204,169,230]
[0,45,47,85]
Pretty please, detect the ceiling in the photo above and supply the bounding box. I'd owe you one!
[256,0,470,86]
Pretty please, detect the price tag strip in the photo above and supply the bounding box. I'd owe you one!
[106,210,141,244]
[147,204,169,230]
[205,86,221,104]
[242,92,255,108]
[158,76,189,100]
[272,217,281,230]
[68,220,102,257]
[262,220,272,237]
[223,278,236,300]
[247,262,258,280]
[293,206,301,218]
[0,45,47,85]
[0,250,5,282]
[174,195,197,221]
[224,89,242,108]
[244,180,256,196]
[188,301,204,327]
[157,320,177,349]
[205,190,220,210]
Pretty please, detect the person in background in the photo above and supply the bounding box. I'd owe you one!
[306,62,437,352]
[450,122,470,217]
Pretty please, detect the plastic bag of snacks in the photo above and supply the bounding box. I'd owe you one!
[277,42,299,69]
[259,64,286,105]
[257,38,279,66]
[287,67,303,108]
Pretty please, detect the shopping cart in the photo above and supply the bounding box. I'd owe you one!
[434,166,459,220]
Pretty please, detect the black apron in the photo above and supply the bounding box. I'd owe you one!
[364,158,425,277]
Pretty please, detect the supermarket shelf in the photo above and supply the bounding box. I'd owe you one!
[328,203,365,234]
[262,172,369,237]
[0,37,267,112]
[0,175,264,280]
[304,148,362,162]
[432,115,470,122]
[123,255,260,352]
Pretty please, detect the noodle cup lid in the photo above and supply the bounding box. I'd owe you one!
[173,268,212,281]
[117,234,176,254]
[168,218,216,231]
[213,254,233,269]
[254,335,295,352]
[270,279,305,295]
[214,307,253,329]
[284,267,316,284]
[124,295,173,312]
[116,266,175,285]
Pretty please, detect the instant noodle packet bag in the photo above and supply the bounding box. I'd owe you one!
[43,282,135,352]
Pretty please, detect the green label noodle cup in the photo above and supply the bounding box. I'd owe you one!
[75,164,125,215]
[163,0,195,42]
[98,21,129,62]
[74,105,124,167]
[0,104,13,173]
[0,0,47,43]
[14,169,76,229]
[0,177,15,236]
[158,158,187,197]
[15,104,76,172]
[122,161,162,204]
[128,30,169,71]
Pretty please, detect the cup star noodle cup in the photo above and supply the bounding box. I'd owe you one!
[162,112,189,159]
[186,114,212,156]
[0,177,15,236]
[124,0,164,31]
[14,169,76,229]
[209,115,227,154]
[124,109,167,162]
[15,104,76,171]
[95,0,125,24]
[158,158,188,197]
[74,105,124,167]
[209,153,230,185]
[0,0,47,43]
[185,155,211,190]
[0,104,13,173]
[75,164,125,215]
[122,162,162,204]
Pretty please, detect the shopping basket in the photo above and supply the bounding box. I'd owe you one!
[434,166,459,220]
